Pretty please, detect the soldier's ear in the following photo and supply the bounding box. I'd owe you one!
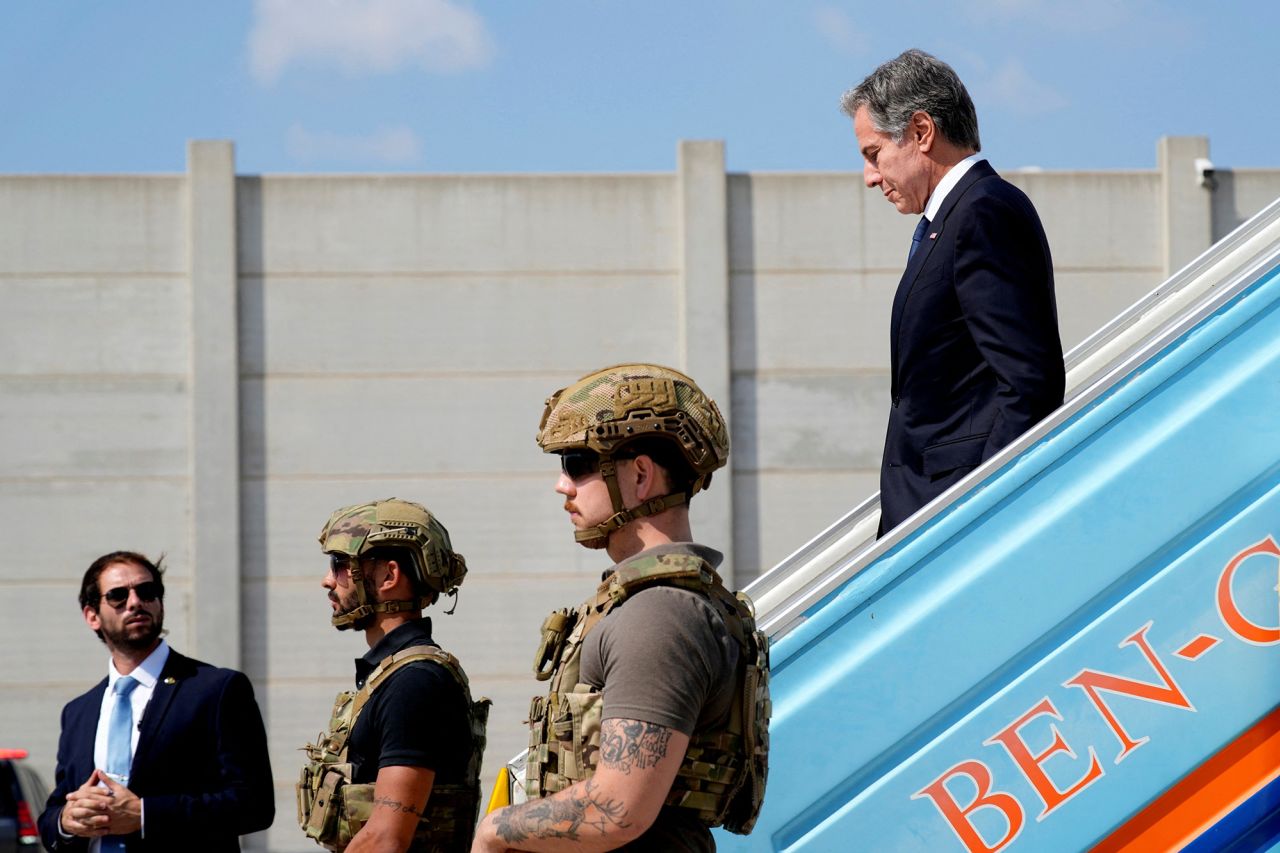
[374,559,403,593]
[631,454,665,501]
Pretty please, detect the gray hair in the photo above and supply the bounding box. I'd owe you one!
[841,49,981,152]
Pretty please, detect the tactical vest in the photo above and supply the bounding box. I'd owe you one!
[527,551,770,834]
[298,645,490,852]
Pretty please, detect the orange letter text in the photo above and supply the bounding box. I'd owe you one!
[985,697,1104,819]
[913,759,1025,853]
[1217,536,1280,645]
[1065,622,1193,763]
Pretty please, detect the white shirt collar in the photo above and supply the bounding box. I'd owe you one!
[924,153,985,221]
[107,639,170,690]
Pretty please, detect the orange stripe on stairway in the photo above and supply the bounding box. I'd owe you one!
[1092,705,1280,853]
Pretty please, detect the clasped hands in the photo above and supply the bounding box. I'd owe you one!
[59,769,142,838]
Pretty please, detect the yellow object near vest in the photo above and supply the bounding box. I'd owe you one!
[526,551,770,835]
[297,645,490,851]
[485,767,511,814]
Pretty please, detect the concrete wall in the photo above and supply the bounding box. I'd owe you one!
[0,172,196,799]
[2,137,1276,851]
[1213,168,1280,241]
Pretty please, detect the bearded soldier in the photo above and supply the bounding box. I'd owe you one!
[298,499,489,852]
[474,364,769,852]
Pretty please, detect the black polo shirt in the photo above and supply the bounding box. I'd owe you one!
[348,617,472,784]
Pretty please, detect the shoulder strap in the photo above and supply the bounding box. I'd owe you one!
[579,552,725,638]
[349,644,469,729]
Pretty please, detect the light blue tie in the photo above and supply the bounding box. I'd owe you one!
[908,216,930,261]
[103,675,139,853]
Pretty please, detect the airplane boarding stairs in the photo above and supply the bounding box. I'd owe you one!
[714,197,1280,852]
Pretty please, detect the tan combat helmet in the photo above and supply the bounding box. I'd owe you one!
[537,363,729,548]
[318,498,467,630]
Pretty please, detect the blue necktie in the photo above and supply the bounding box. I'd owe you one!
[908,216,930,261]
[103,676,139,853]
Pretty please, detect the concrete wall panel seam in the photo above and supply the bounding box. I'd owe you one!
[186,140,242,668]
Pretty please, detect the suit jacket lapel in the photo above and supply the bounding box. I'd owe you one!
[131,651,190,771]
[889,235,931,391]
[889,160,996,397]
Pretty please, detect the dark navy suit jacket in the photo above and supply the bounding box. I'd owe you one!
[38,650,274,852]
[878,160,1065,534]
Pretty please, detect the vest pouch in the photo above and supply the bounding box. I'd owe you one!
[527,694,547,748]
[534,608,577,681]
[720,624,771,835]
[302,764,351,845]
[296,763,315,830]
[337,782,376,848]
[526,693,550,799]
[552,686,603,782]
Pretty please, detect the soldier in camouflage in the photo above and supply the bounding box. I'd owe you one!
[474,364,769,853]
[298,498,488,853]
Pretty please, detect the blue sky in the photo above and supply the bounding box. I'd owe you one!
[3,1,1277,175]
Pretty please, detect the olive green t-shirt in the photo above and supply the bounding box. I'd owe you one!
[579,543,740,852]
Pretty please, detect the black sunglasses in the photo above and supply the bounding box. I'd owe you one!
[99,581,162,608]
[560,449,601,480]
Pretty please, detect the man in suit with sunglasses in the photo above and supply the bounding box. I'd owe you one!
[39,551,274,852]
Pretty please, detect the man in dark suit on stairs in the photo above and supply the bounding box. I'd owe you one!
[38,550,274,852]
[843,49,1066,536]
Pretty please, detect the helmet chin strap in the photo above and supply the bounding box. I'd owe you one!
[330,559,433,630]
[331,598,425,630]
[573,456,690,548]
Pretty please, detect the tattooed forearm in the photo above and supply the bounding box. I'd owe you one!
[599,718,674,775]
[493,777,631,843]
[372,795,421,816]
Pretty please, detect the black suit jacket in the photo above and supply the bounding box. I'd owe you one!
[879,160,1065,534]
[38,649,274,852]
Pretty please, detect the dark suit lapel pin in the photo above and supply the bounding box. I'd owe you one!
[929,232,938,240]
[163,677,176,685]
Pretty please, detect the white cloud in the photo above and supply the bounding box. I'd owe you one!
[249,0,493,84]
[982,60,1068,116]
[813,5,866,54]
[286,124,424,166]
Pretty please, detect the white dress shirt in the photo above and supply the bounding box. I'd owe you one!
[81,639,170,850]
[924,153,986,222]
